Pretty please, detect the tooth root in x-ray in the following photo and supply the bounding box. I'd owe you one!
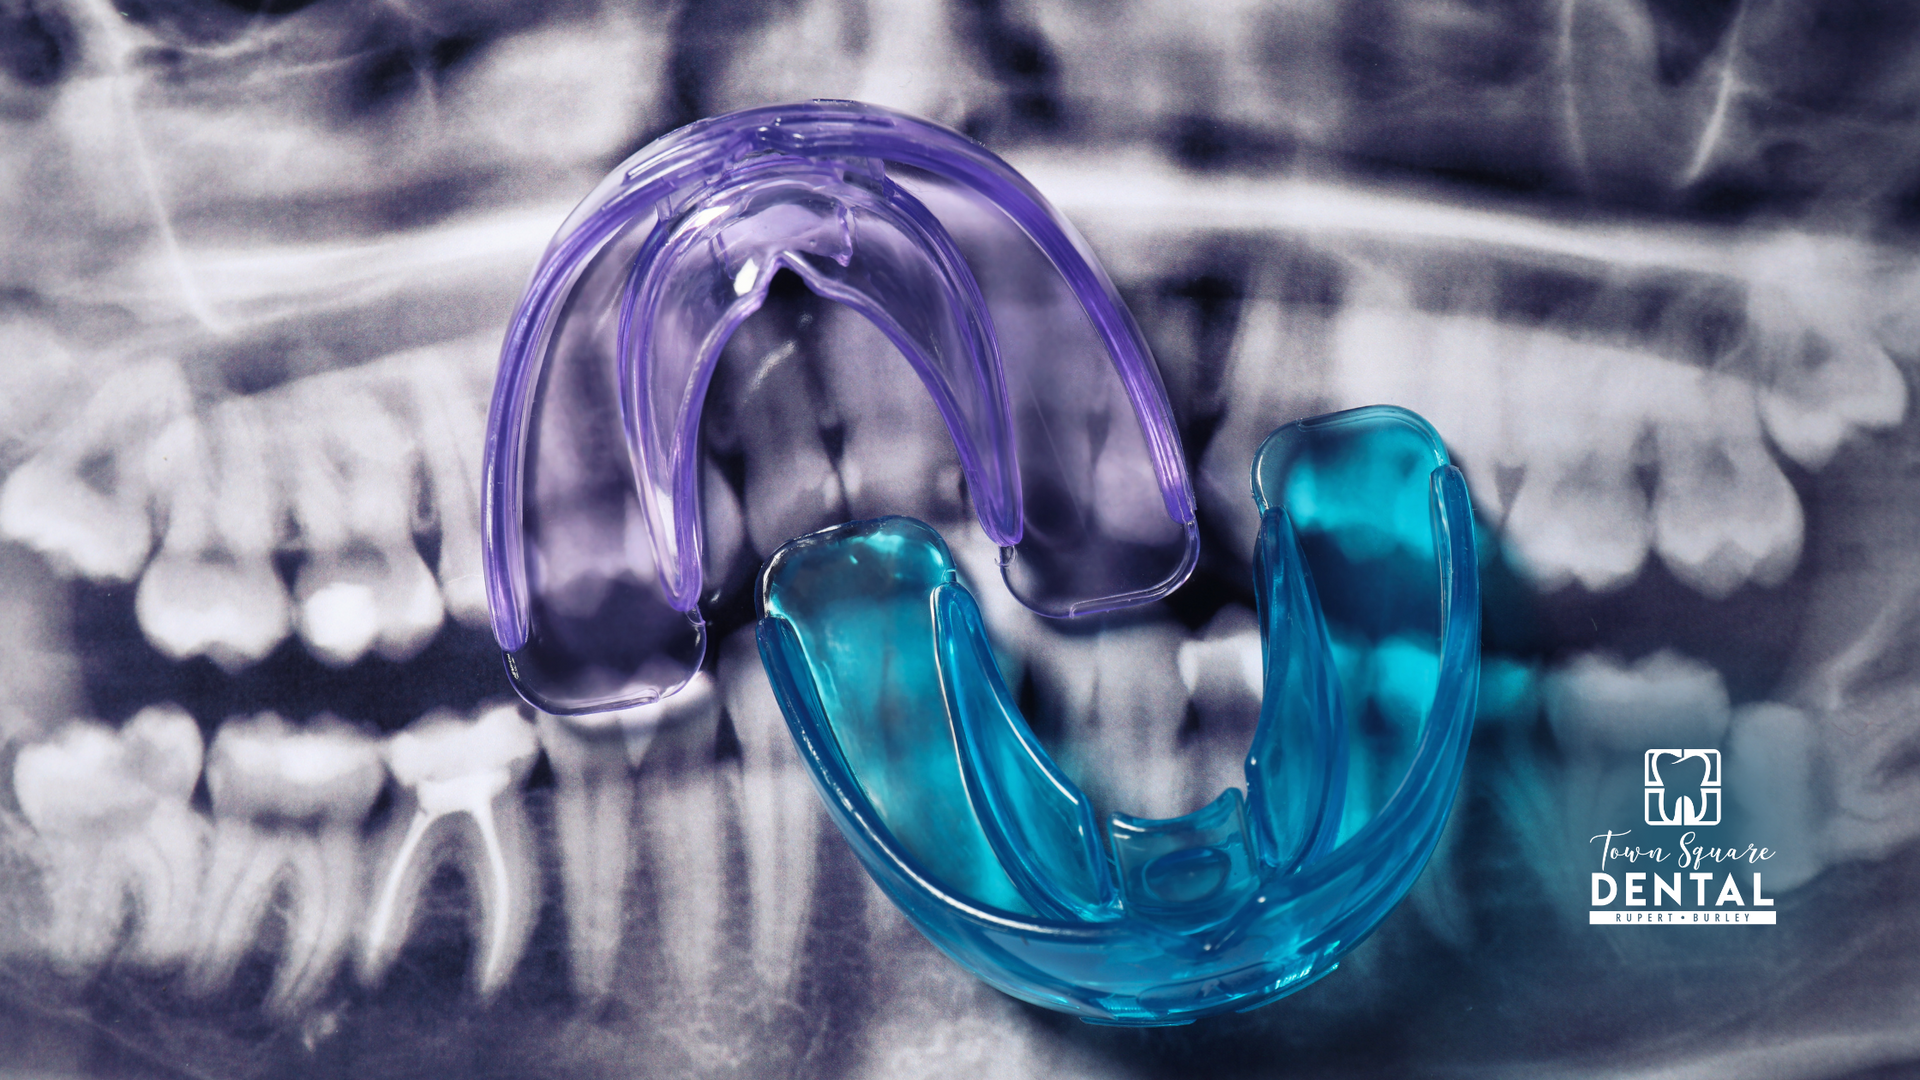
[391,337,502,630]
[0,359,188,584]
[1020,620,1197,823]
[537,710,639,1005]
[188,713,384,1015]
[809,303,969,529]
[636,687,733,1000]
[278,379,445,666]
[360,705,540,1000]
[1197,285,1337,568]
[11,705,207,973]
[727,327,850,560]
[719,628,821,992]
[136,397,292,671]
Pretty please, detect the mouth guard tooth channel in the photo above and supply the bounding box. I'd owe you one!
[484,100,1198,715]
[755,404,1479,1024]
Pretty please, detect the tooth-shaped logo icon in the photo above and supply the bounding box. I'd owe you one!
[484,101,1197,715]
[756,405,1480,1024]
[1644,748,1722,826]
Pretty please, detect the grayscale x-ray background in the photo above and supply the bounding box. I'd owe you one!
[1,1,1917,1077]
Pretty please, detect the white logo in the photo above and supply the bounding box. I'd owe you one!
[1644,749,1721,826]
[1587,748,1779,925]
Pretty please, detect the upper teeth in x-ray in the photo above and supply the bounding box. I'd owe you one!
[0,335,500,670]
[281,377,445,667]
[4,169,1901,692]
[1332,299,1806,598]
[137,395,288,671]
[1034,158,1910,599]
[0,358,190,585]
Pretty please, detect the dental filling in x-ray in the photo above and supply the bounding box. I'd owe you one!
[0,0,1917,1077]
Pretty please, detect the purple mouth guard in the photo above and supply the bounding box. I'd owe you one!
[483,101,1198,714]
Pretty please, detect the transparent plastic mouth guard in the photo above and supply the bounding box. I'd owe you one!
[484,100,1198,715]
[483,101,1478,1022]
[757,405,1479,1024]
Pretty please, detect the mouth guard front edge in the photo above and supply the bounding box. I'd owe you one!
[483,101,1198,715]
[756,405,1480,1025]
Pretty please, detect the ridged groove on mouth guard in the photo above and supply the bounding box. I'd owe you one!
[754,405,1478,1024]
[484,101,1197,715]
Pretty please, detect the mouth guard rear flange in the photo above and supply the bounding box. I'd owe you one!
[483,101,1197,715]
[756,405,1479,1025]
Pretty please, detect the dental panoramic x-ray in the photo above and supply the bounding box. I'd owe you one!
[1,0,1917,1076]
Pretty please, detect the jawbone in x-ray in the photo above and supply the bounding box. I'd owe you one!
[0,0,1916,1076]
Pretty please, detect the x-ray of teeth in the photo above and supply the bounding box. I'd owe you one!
[2,0,1920,1074]
[359,704,541,1001]
[188,712,382,1016]
[13,705,207,974]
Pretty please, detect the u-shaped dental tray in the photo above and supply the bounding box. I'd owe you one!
[483,100,1197,715]
[482,102,1480,1022]
[757,405,1480,1024]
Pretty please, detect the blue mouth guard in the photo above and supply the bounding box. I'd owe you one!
[483,101,1197,715]
[756,405,1480,1025]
